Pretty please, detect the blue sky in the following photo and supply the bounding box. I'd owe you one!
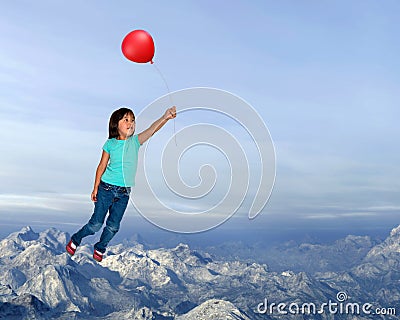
[0,1,399,239]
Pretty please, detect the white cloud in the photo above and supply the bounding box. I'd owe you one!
[0,193,90,213]
[303,211,377,220]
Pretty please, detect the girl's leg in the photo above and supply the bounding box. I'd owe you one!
[71,185,113,246]
[94,191,129,253]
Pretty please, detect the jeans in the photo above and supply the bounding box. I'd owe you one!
[71,180,131,253]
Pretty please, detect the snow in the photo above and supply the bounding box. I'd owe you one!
[0,225,399,319]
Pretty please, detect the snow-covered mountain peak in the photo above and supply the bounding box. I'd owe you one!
[0,225,399,319]
[390,224,400,238]
[176,299,250,320]
[7,225,39,243]
[365,224,400,261]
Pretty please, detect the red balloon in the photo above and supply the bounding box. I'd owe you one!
[121,30,155,64]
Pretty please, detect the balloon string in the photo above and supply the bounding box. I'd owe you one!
[152,63,177,147]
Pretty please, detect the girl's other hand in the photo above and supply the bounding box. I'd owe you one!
[163,106,176,120]
[91,188,98,202]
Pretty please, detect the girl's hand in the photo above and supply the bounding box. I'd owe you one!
[163,106,176,120]
[91,188,98,202]
[138,106,177,144]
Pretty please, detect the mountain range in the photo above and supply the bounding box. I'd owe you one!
[0,225,399,319]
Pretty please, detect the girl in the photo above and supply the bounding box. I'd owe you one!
[66,106,176,262]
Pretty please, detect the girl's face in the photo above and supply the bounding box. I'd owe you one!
[117,113,135,139]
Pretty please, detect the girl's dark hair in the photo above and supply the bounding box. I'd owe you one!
[108,107,135,139]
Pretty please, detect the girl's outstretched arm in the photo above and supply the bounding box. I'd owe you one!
[91,150,110,202]
[138,106,176,145]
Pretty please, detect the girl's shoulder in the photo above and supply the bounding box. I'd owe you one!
[104,137,117,145]
[129,134,140,147]
[103,138,123,152]
[103,136,139,147]
[124,135,139,144]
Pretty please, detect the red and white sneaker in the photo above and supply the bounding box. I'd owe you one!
[93,249,103,262]
[66,240,77,256]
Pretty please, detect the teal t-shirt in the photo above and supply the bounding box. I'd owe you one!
[101,135,141,187]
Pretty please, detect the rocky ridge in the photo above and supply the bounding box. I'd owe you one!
[0,225,398,319]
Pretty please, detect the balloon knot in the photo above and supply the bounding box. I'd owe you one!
[150,60,154,64]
